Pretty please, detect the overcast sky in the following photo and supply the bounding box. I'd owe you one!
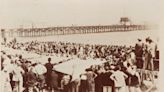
[0,0,162,28]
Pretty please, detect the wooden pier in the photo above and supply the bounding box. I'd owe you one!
[2,17,148,37]
[16,24,146,37]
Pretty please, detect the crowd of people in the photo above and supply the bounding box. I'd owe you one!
[1,37,159,92]
[4,39,134,59]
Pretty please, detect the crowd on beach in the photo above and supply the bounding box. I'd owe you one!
[1,37,159,92]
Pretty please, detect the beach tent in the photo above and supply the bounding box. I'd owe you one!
[28,55,72,64]
[53,58,106,76]
[1,46,41,59]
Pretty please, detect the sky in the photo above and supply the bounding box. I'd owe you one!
[0,0,162,28]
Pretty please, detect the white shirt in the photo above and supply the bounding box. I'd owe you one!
[110,70,127,87]
[12,65,24,81]
[0,71,12,92]
[130,52,136,60]
[149,42,156,57]
[3,57,11,66]
[80,74,87,80]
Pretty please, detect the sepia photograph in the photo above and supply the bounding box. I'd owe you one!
[0,0,162,92]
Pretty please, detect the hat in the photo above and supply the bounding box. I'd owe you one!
[137,38,141,41]
[149,38,153,42]
[85,68,92,71]
[146,37,150,41]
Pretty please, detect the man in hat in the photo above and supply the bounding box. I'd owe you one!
[142,37,157,82]
[143,37,150,70]
[147,38,156,71]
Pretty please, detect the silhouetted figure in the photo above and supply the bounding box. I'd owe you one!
[135,39,144,69]
[45,57,53,90]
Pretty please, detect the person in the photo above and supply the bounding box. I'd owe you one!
[95,67,104,92]
[129,49,136,65]
[21,61,29,88]
[147,38,156,82]
[12,60,25,92]
[126,53,134,66]
[135,39,144,69]
[143,38,155,82]
[143,37,151,70]
[1,67,12,92]
[110,66,128,92]
[86,68,97,92]
[78,46,84,59]
[79,73,88,92]
[147,38,156,71]
[142,37,150,81]
[45,57,54,90]
[128,65,142,92]
[89,50,95,59]
[101,66,113,92]
[71,64,80,92]
[61,75,72,92]
[32,62,47,91]
[25,65,38,92]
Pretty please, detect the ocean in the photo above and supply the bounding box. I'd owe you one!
[14,30,159,46]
